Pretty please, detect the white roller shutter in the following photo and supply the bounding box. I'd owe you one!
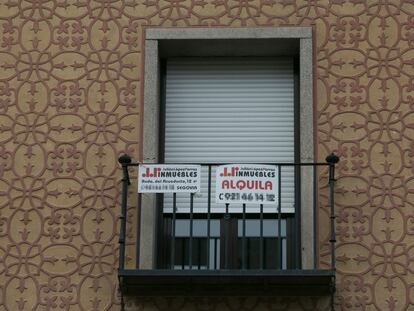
[164,58,295,213]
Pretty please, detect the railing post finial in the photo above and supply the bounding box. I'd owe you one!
[119,154,132,165]
[325,153,339,165]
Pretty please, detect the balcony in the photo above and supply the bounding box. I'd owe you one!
[117,156,338,301]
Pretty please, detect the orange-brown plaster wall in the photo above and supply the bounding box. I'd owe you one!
[0,1,413,310]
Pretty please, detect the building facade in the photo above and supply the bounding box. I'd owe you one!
[1,1,414,310]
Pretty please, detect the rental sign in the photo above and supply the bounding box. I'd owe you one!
[215,164,278,204]
[138,164,201,193]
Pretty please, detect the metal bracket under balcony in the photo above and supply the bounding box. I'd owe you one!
[119,269,335,297]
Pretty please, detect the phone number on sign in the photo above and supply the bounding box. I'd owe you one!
[218,193,276,202]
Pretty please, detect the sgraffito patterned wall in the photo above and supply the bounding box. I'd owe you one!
[0,0,414,310]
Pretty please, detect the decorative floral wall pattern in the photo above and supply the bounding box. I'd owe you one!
[0,0,414,310]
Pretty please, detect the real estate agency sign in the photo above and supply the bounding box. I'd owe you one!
[138,164,201,193]
[215,164,279,204]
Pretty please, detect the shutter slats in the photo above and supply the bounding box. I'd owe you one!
[164,58,295,213]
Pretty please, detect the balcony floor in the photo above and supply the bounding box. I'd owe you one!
[119,269,335,297]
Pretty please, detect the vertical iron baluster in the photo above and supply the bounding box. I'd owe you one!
[118,155,131,272]
[225,203,230,269]
[171,192,177,269]
[247,239,250,268]
[278,165,282,269]
[136,193,141,268]
[214,238,218,269]
[117,155,131,311]
[189,193,194,270]
[260,203,264,270]
[326,154,339,271]
[198,239,201,270]
[181,239,185,270]
[242,203,246,270]
[326,153,339,311]
[313,165,317,269]
[207,165,212,269]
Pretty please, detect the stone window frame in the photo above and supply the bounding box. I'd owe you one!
[140,27,314,270]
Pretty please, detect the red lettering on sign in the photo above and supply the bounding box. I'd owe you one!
[142,167,161,177]
[221,179,273,190]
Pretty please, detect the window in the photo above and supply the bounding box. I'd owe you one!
[140,27,314,270]
[158,57,297,269]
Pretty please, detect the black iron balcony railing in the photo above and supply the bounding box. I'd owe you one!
[117,155,339,310]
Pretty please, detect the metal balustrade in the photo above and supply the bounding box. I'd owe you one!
[117,154,339,310]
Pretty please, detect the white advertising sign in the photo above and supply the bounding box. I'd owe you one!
[138,164,201,193]
[215,164,278,204]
